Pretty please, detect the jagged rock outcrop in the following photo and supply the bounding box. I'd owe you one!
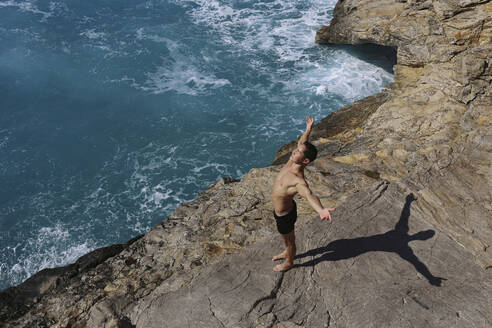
[1,0,491,327]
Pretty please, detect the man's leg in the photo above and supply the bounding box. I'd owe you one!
[273,230,296,272]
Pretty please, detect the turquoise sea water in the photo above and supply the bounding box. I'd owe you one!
[0,0,395,290]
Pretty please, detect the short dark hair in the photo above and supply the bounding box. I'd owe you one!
[303,142,317,163]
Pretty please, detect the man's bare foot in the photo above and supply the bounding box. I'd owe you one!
[272,251,287,261]
[273,261,293,272]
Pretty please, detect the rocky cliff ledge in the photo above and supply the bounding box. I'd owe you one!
[2,1,491,327]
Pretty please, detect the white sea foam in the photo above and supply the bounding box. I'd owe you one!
[4,223,96,286]
[142,64,231,95]
[192,162,227,174]
[136,28,176,45]
[134,28,231,95]
[0,0,53,21]
[80,29,107,40]
[288,50,394,101]
[145,54,230,95]
[170,0,392,104]
[120,0,391,101]
[122,144,197,217]
[181,0,337,57]
[0,134,9,149]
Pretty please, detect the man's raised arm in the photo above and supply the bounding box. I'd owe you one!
[297,180,335,222]
[298,116,314,147]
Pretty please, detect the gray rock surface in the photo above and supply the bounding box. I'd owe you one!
[2,0,491,327]
[316,0,492,268]
[134,182,491,328]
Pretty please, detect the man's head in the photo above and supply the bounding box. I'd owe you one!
[291,142,317,165]
[303,142,317,163]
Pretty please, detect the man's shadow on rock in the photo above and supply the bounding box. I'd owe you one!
[294,194,446,286]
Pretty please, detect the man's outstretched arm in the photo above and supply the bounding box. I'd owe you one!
[297,181,335,222]
[298,116,314,147]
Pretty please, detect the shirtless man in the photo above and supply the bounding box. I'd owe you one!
[271,117,335,272]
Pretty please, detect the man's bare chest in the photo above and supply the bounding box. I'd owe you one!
[274,170,299,191]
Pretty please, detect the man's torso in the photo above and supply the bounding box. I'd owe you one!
[272,164,304,215]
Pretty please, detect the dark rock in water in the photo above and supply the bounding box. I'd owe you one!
[2,0,491,327]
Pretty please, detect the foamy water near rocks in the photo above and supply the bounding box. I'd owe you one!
[1,0,491,327]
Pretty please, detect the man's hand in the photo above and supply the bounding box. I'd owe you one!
[306,116,314,131]
[319,207,335,222]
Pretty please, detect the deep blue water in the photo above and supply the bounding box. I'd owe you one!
[0,0,395,290]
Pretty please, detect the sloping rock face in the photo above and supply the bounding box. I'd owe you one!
[2,1,491,327]
[316,0,492,268]
[133,182,491,328]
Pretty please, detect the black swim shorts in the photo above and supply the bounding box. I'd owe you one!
[274,201,297,235]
